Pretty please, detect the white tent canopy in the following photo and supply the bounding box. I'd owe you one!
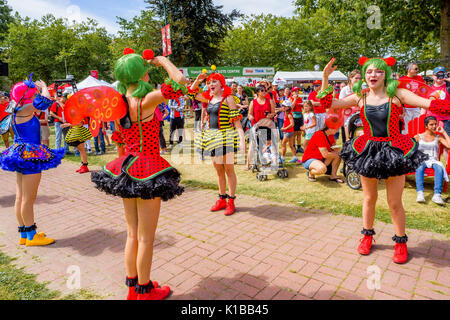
[273,71,348,82]
[418,70,434,76]
[76,76,111,90]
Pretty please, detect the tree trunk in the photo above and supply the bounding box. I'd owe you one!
[441,0,450,70]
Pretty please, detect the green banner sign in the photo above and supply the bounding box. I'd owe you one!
[183,67,274,78]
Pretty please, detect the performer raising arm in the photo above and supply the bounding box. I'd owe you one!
[190,69,245,216]
[91,48,186,300]
[317,57,449,264]
[0,77,65,247]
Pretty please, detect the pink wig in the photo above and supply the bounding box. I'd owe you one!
[10,82,38,106]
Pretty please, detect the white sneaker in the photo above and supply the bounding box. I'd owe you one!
[416,191,425,203]
[432,194,445,205]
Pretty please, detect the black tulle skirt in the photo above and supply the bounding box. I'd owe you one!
[340,139,428,180]
[91,168,184,201]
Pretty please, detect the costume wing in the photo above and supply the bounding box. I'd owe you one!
[398,79,431,98]
[64,86,127,137]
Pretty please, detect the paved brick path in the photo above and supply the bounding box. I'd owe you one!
[0,161,448,300]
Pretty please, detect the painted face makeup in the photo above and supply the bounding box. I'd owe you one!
[366,65,385,88]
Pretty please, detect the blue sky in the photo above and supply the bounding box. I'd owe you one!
[7,0,296,34]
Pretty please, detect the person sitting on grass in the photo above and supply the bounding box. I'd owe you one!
[301,125,344,183]
[415,116,450,205]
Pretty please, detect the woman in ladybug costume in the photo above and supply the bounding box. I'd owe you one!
[318,57,450,264]
[189,70,245,216]
[91,48,186,300]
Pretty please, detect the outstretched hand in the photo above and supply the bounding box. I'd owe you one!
[34,80,47,89]
[323,58,338,78]
[196,73,208,82]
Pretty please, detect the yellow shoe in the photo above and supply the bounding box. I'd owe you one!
[26,232,55,247]
[19,238,27,245]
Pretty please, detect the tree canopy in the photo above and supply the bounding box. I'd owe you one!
[145,0,242,66]
[4,14,113,84]
[0,0,13,43]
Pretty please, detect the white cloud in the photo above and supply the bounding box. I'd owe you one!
[215,0,296,18]
[8,0,120,34]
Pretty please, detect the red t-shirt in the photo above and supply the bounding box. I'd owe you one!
[291,97,303,112]
[271,90,279,104]
[308,90,325,114]
[398,75,426,110]
[252,98,272,125]
[399,75,425,83]
[50,102,64,123]
[427,83,450,121]
[282,112,294,133]
[302,130,336,163]
[34,111,48,126]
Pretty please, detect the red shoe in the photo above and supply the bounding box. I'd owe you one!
[210,195,228,212]
[127,280,158,300]
[224,197,236,216]
[78,165,89,174]
[136,281,171,300]
[393,243,408,264]
[358,235,374,255]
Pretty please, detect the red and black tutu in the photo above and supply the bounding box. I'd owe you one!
[340,138,428,180]
[91,116,184,200]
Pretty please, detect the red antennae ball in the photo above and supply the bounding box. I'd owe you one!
[123,48,135,55]
[142,49,155,60]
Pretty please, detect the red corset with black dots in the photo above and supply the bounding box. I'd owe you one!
[352,98,416,156]
[104,116,173,180]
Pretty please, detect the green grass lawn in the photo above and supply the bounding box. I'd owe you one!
[48,117,449,236]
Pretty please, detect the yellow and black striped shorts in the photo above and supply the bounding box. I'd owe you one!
[65,126,92,147]
[195,128,238,157]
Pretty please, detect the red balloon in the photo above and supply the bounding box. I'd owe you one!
[325,109,344,129]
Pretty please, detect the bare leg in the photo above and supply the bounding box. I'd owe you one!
[123,198,138,278]
[2,132,10,148]
[77,143,88,164]
[20,173,42,226]
[213,158,227,195]
[385,175,406,237]
[15,173,24,226]
[281,138,288,157]
[288,136,297,157]
[360,176,378,230]
[224,162,237,198]
[245,141,253,169]
[136,198,161,284]
[309,160,327,178]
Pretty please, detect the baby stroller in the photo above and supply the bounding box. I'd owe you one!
[248,118,288,181]
[342,112,364,190]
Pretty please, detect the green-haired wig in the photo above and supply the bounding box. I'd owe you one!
[353,58,399,98]
[114,53,153,98]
